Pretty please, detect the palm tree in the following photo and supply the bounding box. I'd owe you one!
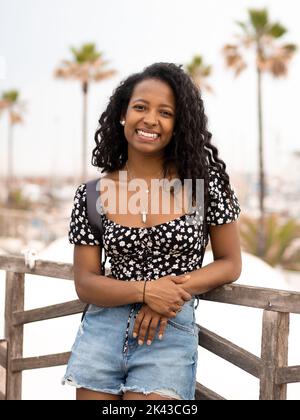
[0,90,25,205]
[186,55,213,92]
[222,8,297,256]
[240,214,300,270]
[54,43,116,181]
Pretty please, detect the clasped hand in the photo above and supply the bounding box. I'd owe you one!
[133,274,192,346]
[144,273,192,318]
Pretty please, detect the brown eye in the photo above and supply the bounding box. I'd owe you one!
[161,110,173,117]
[133,105,145,111]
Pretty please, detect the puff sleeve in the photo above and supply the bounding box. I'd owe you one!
[68,183,102,245]
[206,167,241,225]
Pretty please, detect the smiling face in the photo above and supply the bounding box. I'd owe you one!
[123,78,176,156]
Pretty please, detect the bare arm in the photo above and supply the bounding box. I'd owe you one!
[73,244,191,314]
[73,244,144,306]
[182,221,242,295]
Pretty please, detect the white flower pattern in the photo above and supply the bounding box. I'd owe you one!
[68,168,241,353]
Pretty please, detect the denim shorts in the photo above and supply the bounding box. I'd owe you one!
[62,298,199,400]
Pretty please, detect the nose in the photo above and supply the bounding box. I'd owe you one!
[143,110,158,126]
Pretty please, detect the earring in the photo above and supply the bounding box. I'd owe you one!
[120,120,125,126]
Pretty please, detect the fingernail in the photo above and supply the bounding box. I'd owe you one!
[158,334,163,340]
[138,340,143,346]
[133,333,137,338]
[146,340,152,346]
[185,275,190,279]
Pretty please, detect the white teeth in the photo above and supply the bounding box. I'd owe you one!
[137,129,159,139]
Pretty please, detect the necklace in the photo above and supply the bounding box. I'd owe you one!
[125,161,164,224]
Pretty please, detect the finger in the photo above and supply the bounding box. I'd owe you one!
[181,290,192,301]
[176,299,185,306]
[170,274,191,284]
[137,315,152,345]
[132,312,145,339]
[145,318,159,345]
[158,317,168,340]
[172,304,181,313]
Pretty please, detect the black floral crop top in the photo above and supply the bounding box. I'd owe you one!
[68,168,241,280]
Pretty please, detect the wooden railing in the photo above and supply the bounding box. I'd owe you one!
[0,254,300,400]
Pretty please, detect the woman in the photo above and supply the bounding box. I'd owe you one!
[62,62,242,400]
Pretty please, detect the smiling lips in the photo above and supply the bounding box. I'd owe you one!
[135,129,160,140]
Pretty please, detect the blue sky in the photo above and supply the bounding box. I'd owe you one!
[0,0,299,177]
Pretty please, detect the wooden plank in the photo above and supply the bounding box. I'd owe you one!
[195,382,226,400]
[200,284,300,314]
[11,352,71,372]
[0,390,5,401]
[5,272,24,400]
[199,325,262,378]
[1,255,300,312]
[0,255,73,280]
[276,366,300,385]
[0,340,7,368]
[13,300,86,325]
[259,311,289,400]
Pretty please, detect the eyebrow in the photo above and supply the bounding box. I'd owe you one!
[132,98,174,110]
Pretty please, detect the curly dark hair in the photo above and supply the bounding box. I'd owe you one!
[92,62,234,242]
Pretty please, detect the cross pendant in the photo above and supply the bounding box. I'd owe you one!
[141,189,149,223]
[141,210,147,224]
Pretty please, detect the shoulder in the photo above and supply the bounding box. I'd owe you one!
[207,166,225,196]
[74,183,86,194]
[206,166,241,225]
[208,166,223,181]
[69,183,102,245]
[73,183,87,204]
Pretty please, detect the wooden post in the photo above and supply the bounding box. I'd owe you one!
[259,310,289,400]
[0,340,7,400]
[5,271,25,400]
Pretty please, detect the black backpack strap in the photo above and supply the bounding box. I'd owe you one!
[86,178,104,243]
[81,178,107,321]
[86,177,107,274]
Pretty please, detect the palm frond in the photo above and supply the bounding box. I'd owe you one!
[240,215,300,269]
[185,55,212,92]
[235,21,248,33]
[0,90,25,124]
[2,90,19,103]
[55,47,116,83]
[248,8,269,32]
[282,247,300,271]
[267,22,287,38]
[71,43,101,63]
[0,99,10,110]
[257,42,297,76]
[222,44,247,76]
[9,111,23,124]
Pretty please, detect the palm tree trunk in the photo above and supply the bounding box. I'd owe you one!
[257,65,266,257]
[7,121,13,205]
[82,81,88,182]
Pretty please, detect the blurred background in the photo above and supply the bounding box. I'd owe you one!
[0,0,299,400]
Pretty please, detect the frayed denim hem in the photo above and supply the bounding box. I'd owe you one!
[120,385,182,400]
[61,375,123,396]
[62,375,185,399]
